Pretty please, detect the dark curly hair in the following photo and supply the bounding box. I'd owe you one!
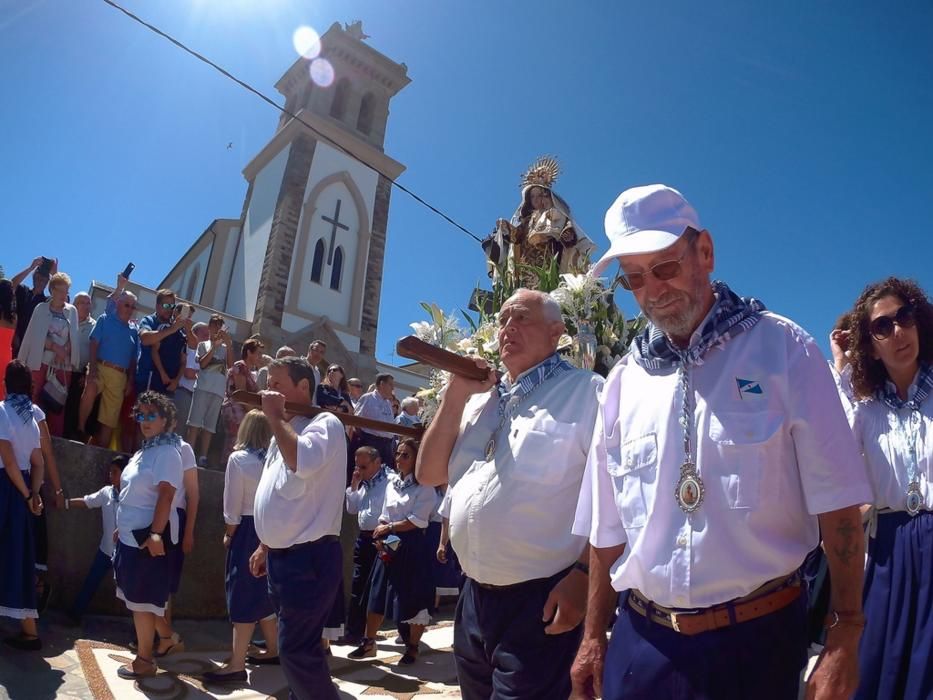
[133,390,177,432]
[849,277,933,400]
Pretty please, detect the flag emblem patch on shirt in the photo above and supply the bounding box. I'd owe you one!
[736,378,763,398]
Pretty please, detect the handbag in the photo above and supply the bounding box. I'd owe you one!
[39,366,68,413]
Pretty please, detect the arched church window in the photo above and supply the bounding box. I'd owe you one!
[330,78,350,120]
[357,93,375,134]
[186,263,200,302]
[330,246,344,291]
[310,239,325,284]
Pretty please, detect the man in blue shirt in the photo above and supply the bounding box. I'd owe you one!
[84,290,140,448]
[136,289,187,396]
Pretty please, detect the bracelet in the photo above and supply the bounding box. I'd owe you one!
[55,488,64,496]
[24,491,32,502]
[825,611,866,630]
[389,523,396,533]
[572,560,589,576]
[64,499,70,510]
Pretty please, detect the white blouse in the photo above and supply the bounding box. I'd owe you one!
[224,449,264,524]
[0,401,41,473]
[116,443,184,548]
[380,472,437,529]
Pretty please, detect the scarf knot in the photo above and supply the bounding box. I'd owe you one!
[141,432,181,451]
[6,394,34,424]
[876,363,933,412]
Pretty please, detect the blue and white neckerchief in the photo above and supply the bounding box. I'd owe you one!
[244,445,268,463]
[395,471,419,492]
[484,353,573,461]
[6,394,34,424]
[877,363,932,515]
[364,465,388,490]
[630,281,765,515]
[141,432,181,451]
[630,280,766,371]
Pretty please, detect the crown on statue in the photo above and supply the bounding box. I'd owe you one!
[520,156,561,189]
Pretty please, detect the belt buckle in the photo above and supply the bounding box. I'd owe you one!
[670,611,682,633]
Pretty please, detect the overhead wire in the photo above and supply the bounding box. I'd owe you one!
[101,0,483,243]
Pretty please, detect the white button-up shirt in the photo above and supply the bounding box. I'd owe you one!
[845,372,933,513]
[254,413,346,549]
[168,439,197,544]
[346,465,390,531]
[224,449,265,524]
[380,472,437,529]
[0,401,41,472]
[574,312,872,608]
[447,365,602,586]
[83,485,119,557]
[355,391,395,438]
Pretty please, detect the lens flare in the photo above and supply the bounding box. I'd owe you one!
[309,58,334,87]
[292,26,321,59]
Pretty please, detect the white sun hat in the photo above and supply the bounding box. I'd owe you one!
[592,184,701,276]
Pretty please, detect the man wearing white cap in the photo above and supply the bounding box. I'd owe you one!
[571,185,871,699]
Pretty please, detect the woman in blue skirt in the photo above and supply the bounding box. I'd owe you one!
[0,361,45,650]
[113,391,183,679]
[349,438,438,665]
[203,409,278,684]
[837,277,933,699]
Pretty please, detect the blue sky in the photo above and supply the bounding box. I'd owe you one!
[2,0,932,365]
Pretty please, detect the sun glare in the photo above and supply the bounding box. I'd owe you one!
[309,58,335,87]
[292,25,321,59]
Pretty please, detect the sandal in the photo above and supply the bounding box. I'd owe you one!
[4,634,42,651]
[117,657,157,679]
[399,643,419,665]
[348,638,376,659]
[154,632,185,657]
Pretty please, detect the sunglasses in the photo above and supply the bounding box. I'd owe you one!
[159,302,176,310]
[616,246,693,292]
[869,303,917,341]
[135,411,161,423]
[328,368,343,374]
[395,451,413,458]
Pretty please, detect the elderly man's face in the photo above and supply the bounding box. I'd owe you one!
[497,291,564,377]
[353,451,381,481]
[116,295,136,323]
[347,381,363,400]
[620,230,715,344]
[74,295,91,321]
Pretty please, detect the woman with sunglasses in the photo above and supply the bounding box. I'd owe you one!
[834,277,933,700]
[349,438,438,665]
[112,391,183,679]
[316,364,353,414]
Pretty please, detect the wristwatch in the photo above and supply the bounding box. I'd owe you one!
[149,532,163,543]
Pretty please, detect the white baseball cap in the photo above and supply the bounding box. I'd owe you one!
[592,184,701,276]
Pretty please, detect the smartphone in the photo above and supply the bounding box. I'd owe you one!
[183,305,193,320]
[122,262,135,279]
[37,257,53,276]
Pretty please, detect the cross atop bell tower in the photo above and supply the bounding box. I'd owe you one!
[222,20,410,376]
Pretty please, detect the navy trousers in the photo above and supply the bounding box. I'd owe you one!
[602,590,807,700]
[454,568,581,700]
[71,549,112,618]
[267,536,342,700]
[346,531,376,640]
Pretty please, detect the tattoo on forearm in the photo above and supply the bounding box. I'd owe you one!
[832,518,860,567]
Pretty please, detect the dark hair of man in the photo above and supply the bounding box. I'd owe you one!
[155,288,175,306]
[355,445,380,462]
[111,455,129,470]
[375,373,394,388]
[4,360,32,396]
[0,279,15,325]
[270,356,316,404]
[134,390,177,429]
[241,338,263,361]
[849,277,933,400]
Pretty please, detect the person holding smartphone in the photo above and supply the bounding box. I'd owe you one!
[136,289,188,398]
[9,256,56,357]
[186,314,233,467]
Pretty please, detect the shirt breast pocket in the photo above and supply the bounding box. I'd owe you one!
[708,411,783,509]
[508,416,578,486]
[607,432,657,529]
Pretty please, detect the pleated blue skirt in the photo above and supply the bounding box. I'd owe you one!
[856,510,933,700]
[225,515,274,623]
[428,521,462,596]
[367,528,433,623]
[0,471,37,620]
[167,507,186,594]
[113,540,171,615]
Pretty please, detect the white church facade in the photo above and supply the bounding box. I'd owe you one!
[91,22,428,394]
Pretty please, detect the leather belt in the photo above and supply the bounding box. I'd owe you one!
[628,573,802,636]
[97,359,129,374]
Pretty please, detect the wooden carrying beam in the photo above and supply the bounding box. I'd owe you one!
[395,336,492,381]
[230,391,423,439]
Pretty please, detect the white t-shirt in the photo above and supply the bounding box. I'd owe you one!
[254,413,347,549]
[116,444,184,548]
[83,485,119,557]
[178,347,198,392]
[194,340,228,396]
[168,440,197,543]
[0,400,42,473]
[573,311,873,608]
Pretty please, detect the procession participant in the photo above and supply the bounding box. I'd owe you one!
[353,373,397,469]
[112,391,183,679]
[249,356,345,700]
[203,409,277,683]
[833,277,933,700]
[571,184,872,700]
[348,438,436,665]
[417,289,601,700]
[0,361,45,650]
[339,445,390,646]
